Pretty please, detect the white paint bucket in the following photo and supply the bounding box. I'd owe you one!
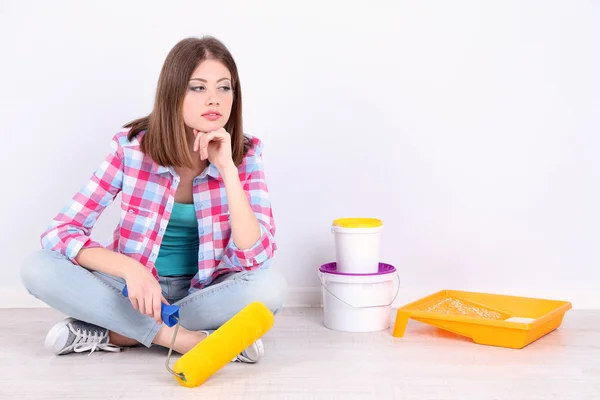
[319,262,399,332]
[331,218,383,274]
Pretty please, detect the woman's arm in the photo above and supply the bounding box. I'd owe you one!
[218,138,277,270]
[41,132,165,323]
[221,164,262,250]
[75,247,141,278]
[195,130,277,270]
[76,247,165,324]
[41,133,124,263]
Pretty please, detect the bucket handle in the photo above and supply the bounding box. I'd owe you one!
[318,270,400,309]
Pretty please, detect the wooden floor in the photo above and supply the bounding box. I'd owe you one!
[0,307,598,399]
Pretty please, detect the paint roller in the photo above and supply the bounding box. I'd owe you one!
[122,285,274,387]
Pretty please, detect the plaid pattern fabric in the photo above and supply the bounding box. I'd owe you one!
[40,129,277,289]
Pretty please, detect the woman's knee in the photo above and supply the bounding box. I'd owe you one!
[20,249,69,295]
[246,266,288,314]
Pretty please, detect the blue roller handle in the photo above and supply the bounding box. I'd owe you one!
[121,285,180,327]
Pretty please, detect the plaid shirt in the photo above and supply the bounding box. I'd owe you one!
[40,129,277,289]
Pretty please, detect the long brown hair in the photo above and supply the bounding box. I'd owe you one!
[124,36,251,168]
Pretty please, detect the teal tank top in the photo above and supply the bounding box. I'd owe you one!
[154,202,199,277]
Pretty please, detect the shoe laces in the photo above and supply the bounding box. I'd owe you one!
[69,323,121,356]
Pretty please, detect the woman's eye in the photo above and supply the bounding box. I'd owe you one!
[219,86,231,92]
[190,86,205,92]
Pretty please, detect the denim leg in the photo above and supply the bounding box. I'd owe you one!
[20,249,162,347]
[174,263,289,332]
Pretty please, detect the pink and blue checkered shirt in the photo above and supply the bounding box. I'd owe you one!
[40,129,277,289]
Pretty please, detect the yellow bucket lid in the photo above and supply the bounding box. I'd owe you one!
[332,218,383,228]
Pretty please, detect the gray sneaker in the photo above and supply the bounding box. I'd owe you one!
[44,318,121,355]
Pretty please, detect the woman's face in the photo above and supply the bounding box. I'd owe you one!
[182,59,233,134]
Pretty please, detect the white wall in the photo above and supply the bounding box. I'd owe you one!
[1,1,598,308]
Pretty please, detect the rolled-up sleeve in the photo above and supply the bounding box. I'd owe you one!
[40,134,124,264]
[220,141,277,270]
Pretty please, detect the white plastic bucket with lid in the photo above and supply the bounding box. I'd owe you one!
[331,218,383,274]
[319,262,399,332]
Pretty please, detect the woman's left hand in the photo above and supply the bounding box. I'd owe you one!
[193,128,234,171]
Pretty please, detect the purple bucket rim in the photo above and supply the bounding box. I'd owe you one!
[319,262,396,276]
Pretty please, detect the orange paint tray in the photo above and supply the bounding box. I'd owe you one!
[392,290,572,349]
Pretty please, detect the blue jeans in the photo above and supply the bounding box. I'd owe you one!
[20,249,288,347]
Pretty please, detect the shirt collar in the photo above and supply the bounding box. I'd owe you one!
[150,160,222,181]
[205,163,221,180]
[150,161,171,176]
